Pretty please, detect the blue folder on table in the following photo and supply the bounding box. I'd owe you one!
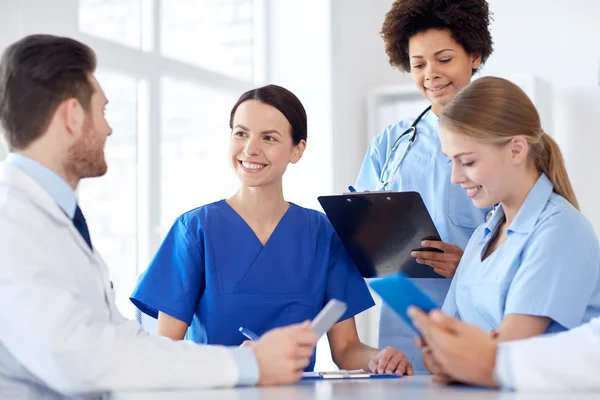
[301,370,401,380]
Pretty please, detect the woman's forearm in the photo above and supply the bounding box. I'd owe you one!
[333,341,379,370]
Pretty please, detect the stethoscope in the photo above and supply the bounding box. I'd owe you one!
[377,105,432,191]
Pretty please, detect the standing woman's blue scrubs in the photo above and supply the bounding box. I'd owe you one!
[131,200,375,371]
[442,174,600,332]
[355,110,490,372]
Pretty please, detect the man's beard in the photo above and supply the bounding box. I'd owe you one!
[65,118,107,181]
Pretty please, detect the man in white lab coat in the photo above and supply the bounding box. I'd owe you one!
[408,307,600,391]
[0,34,318,399]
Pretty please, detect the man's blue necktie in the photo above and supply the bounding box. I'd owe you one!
[72,204,92,250]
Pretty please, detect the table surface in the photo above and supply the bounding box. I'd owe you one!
[110,375,599,400]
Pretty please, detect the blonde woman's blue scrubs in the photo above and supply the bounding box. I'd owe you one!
[131,200,375,371]
[355,110,490,373]
[442,174,600,332]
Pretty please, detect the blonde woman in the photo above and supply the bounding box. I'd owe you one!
[421,76,600,376]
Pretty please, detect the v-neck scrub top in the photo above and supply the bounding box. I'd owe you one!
[441,174,600,333]
[131,200,375,371]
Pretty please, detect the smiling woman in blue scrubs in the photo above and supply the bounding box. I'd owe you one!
[419,76,600,376]
[131,85,412,375]
[354,0,494,373]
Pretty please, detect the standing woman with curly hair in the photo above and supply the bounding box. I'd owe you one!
[354,0,494,373]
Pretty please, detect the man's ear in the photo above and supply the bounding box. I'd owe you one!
[60,98,86,138]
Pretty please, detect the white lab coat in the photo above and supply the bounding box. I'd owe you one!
[499,317,600,391]
[0,162,241,399]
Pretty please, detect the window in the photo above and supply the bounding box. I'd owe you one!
[78,0,143,49]
[160,0,254,80]
[79,70,139,318]
[76,0,259,318]
[160,76,239,229]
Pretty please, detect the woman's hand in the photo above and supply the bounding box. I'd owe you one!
[411,240,463,278]
[368,346,414,375]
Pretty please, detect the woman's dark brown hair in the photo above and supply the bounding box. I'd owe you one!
[229,85,307,145]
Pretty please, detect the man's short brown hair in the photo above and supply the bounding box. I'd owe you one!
[0,34,97,150]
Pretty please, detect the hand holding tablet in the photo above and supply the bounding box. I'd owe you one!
[311,299,347,339]
[368,273,439,334]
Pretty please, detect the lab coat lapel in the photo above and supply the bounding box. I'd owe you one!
[2,162,96,259]
[1,162,115,313]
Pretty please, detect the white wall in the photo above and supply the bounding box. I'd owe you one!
[0,1,21,50]
[1,0,17,159]
[0,140,6,160]
[0,0,22,161]
[330,0,412,194]
[265,0,333,210]
[483,0,600,233]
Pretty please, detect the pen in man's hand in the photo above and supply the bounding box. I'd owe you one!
[239,327,260,341]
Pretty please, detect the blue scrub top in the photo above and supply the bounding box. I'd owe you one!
[442,174,600,333]
[131,200,375,371]
[355,110,490,373]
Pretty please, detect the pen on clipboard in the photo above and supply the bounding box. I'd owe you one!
[239,327,260,341]
[347,186,357,193]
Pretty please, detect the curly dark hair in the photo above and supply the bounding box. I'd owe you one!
[381,0,493,73]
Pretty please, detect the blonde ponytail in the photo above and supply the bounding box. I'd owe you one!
[440,76,579,209]
[536,132,579,210]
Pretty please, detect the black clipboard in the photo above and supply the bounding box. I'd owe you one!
[317,191,444,279]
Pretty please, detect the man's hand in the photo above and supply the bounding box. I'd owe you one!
[411,240,463,278]
[368,346,414,375]
[409,307,499,387]
[251,321,318,386]
[415,336,454,382]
